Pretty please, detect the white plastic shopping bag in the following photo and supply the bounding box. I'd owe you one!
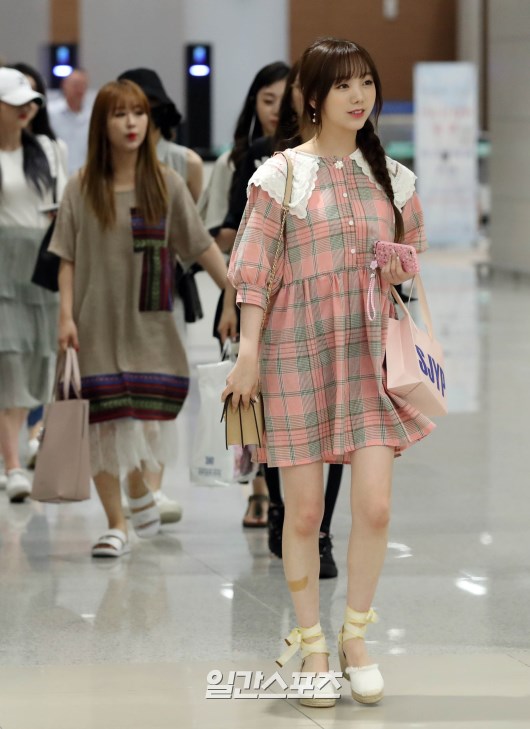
[190,355,234,486]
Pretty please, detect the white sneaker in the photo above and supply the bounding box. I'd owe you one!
[6,469,31,503]
[153,490,183,524]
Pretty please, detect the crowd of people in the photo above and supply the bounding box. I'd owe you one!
[0,37,433,707]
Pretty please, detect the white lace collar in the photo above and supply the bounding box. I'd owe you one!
[348,148,416,212]
[248,147,416,219]
[248,149,318,219]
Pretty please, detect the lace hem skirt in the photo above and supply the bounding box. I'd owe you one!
[89,417,178,477]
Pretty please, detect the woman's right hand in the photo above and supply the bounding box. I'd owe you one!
[58,317,79,352]
[221,354,259,411]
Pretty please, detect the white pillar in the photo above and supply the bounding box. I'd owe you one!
[488,0,530,274]
[457,0,484,127]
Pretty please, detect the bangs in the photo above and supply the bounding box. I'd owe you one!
[333,48,373,83]
[299,38,383,123]
[108,80,149,113]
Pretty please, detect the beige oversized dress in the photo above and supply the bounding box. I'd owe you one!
[49,169,212,475]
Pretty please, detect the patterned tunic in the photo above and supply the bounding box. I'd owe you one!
[228,148,435,467]
[49,169,212,425]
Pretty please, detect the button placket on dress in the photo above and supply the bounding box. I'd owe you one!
[333,159,357,264]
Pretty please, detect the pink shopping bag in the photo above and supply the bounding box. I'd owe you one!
[32,348,91,503]
[385,276,447,417]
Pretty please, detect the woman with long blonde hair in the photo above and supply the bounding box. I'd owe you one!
[50,80,231,557]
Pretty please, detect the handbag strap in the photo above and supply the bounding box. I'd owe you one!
[38,135,58,203]
[53,347,82,401]
[390,274,434,340]
[259,153,294,335]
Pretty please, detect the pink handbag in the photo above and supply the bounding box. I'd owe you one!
[32,347,91,503]
[385,276,447,417]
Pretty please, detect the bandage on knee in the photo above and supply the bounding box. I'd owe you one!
[287,576,308,592]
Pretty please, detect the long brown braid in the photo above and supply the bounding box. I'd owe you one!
[357,120,404,242]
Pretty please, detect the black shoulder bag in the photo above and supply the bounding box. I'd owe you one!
[31,141,60,292]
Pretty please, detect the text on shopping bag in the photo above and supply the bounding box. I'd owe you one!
[416,346,446,397]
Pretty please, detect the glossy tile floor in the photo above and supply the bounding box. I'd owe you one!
[1,249,530,728]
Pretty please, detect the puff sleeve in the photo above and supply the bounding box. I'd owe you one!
[401,191,428,253]
[228,182,286,311]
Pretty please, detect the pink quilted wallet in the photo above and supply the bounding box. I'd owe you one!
[374,240,420,274]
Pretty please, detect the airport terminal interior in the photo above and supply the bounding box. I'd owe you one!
[1,1,530,727]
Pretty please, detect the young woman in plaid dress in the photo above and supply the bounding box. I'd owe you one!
[223,38,435,707]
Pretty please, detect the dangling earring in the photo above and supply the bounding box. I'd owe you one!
[247,113,256,145]
[311,110,316,124]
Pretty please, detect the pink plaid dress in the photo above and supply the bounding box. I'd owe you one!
[228,148,435,467]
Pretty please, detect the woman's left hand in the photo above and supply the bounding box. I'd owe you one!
[380,252,414,285]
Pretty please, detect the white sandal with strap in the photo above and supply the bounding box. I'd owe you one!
[91,528,130,558]
[124,489,161,538]
[338,607,384,704]
[276,622,337,708]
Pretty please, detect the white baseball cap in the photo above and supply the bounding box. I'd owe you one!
[0,67,44,107]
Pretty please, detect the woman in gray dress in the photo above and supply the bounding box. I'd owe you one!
[0,68,65,503]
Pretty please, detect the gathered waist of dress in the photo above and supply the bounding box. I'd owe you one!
[283,260,376,286]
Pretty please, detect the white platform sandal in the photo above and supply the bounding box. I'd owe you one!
[338,607,384,704]
[91,528,130,558]
[276,622,337,708]
[124,489,161,538]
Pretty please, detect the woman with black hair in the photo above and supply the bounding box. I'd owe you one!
[11,63,68,464]
[219,62,344,578]
[0,67,66,502]
[11,64,58,140]
[203,61,289,529]
[199,61,289,248]
[11,63,68,173]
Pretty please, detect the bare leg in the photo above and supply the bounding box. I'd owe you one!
[0,408,29,470]
[144,465,163,493]
[128,467,154,498]
[93,471,128,533]
[344,445,394,667]
[281,461,327,672]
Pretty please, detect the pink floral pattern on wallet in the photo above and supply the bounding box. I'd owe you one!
[374,240,420,274]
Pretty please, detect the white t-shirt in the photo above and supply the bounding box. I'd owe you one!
[48,95,94,175]
[0,137,67,228]
[0,148,48,229]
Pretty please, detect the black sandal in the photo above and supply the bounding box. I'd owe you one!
[242,494,269,529]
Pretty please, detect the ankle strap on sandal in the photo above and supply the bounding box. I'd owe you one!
[342,607,379,642]
[276,622,329,668]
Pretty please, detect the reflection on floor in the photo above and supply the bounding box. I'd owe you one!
[1,250,529,728]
